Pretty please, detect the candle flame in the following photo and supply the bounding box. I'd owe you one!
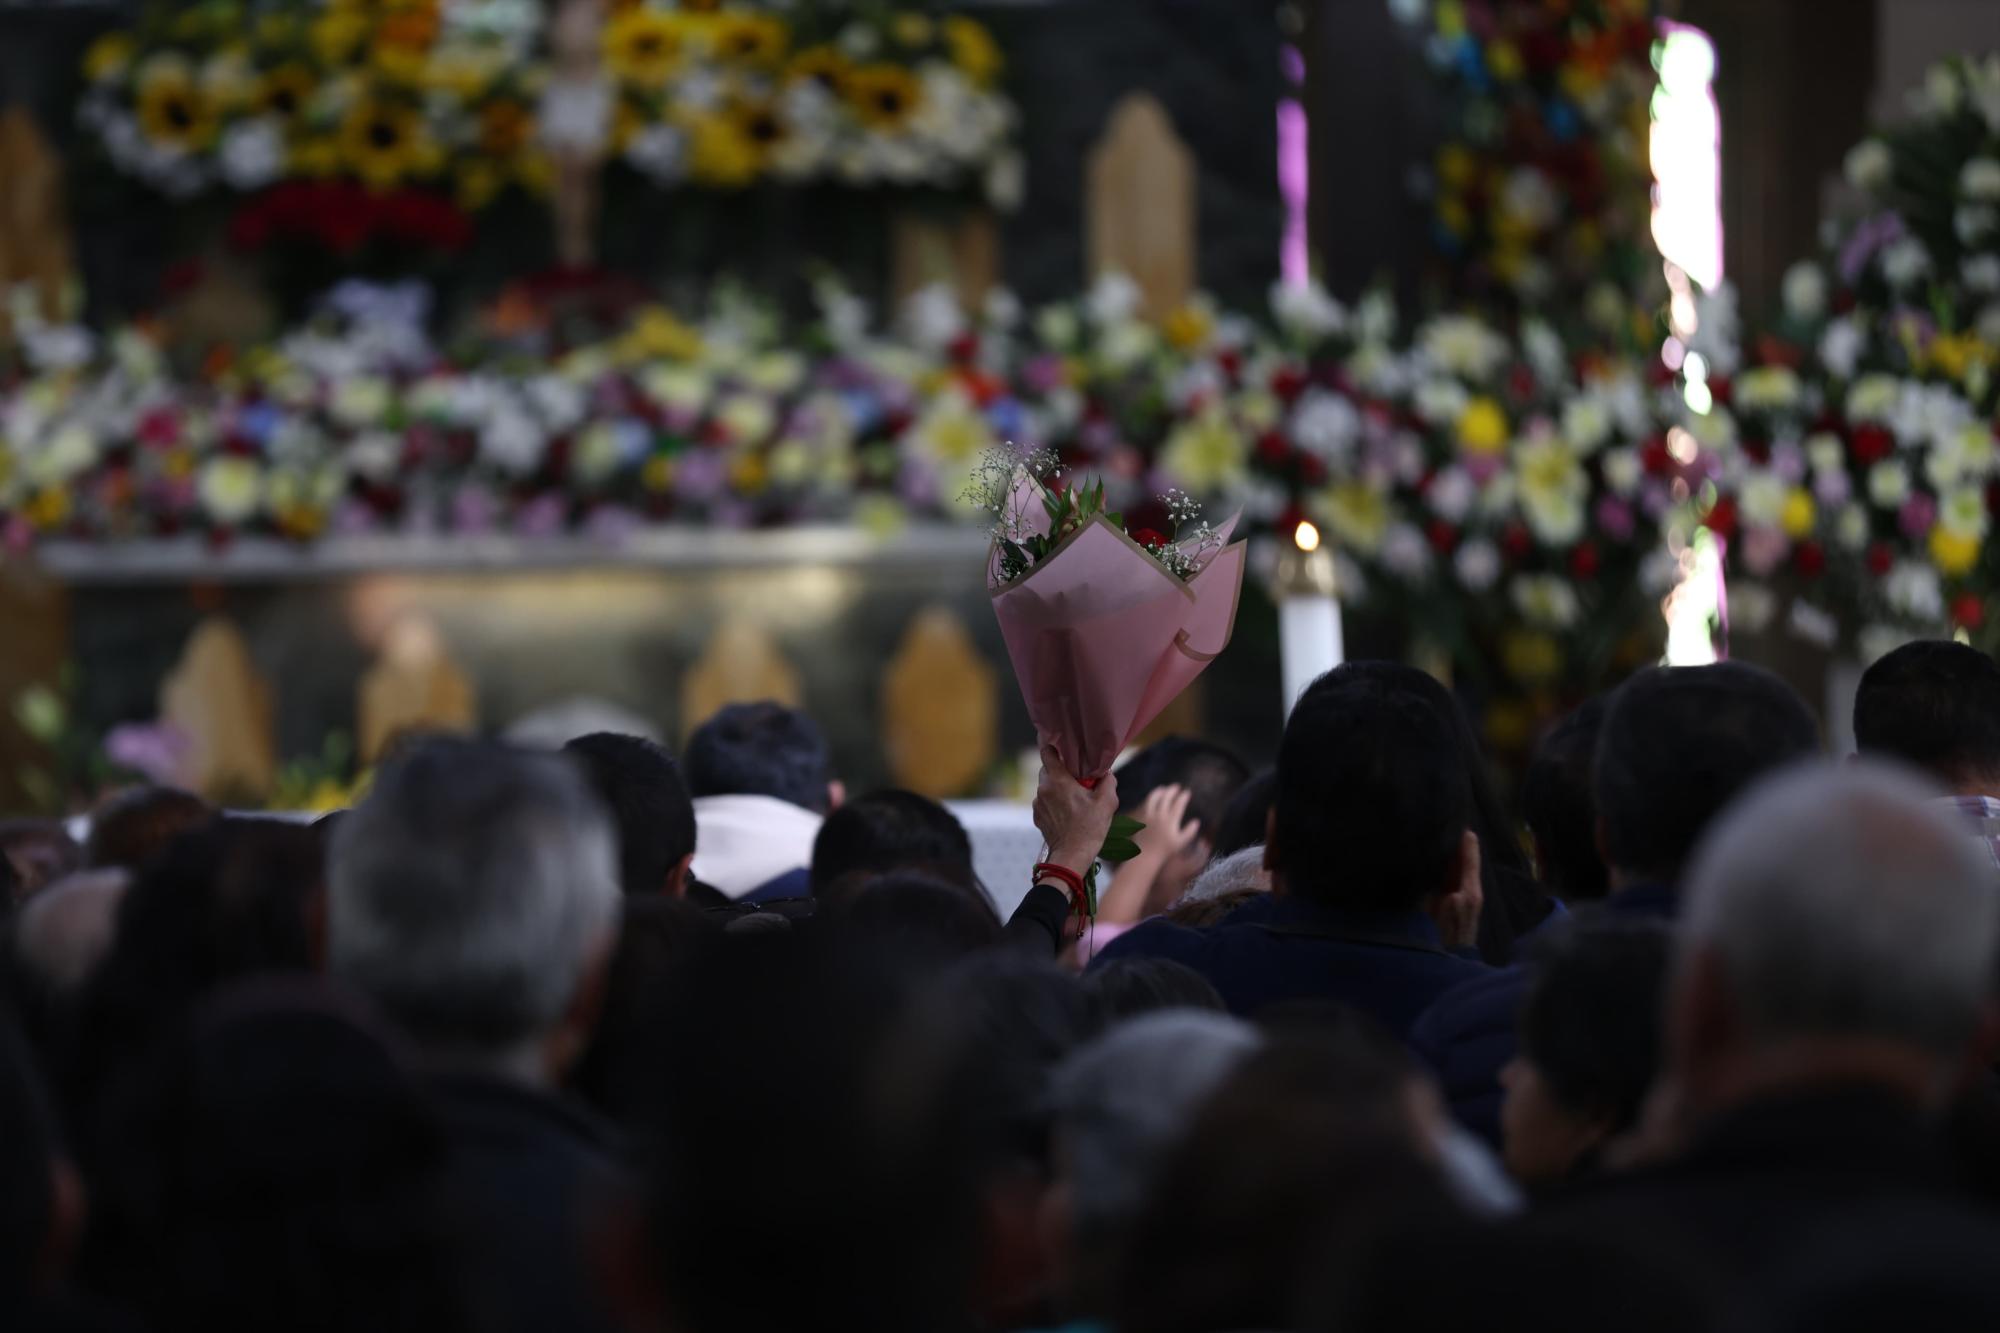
[1293,520,1320,553]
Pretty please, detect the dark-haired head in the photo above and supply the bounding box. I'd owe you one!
[1115,738,1251,846]
[0,820,81,905]
[833,873,1000,971]
[684,701,835,813]
[1594,663,1820,886]
[563,732,698,896]
[1523,699,1610,901]
[1854,639,2000,793]
[1502,918,1673,1186]
[1276,665,1473,914]
[1083,956,1225,1023]
[812,790,977,902]
[83,786,214,875]
[1213,770,1276,858]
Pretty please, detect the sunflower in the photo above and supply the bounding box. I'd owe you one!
[686,109,761,187]
[456,158,504,210]
[310,10,369,64]
[256,64,317,120]
[787,45,852,98]
[340,98,425,190]
[846,64,922,129]
[711,14,788,67]
[478,99,532,157]
[944,17,1002,86]
[82,33,134,84]
[729,96,785,152]
[603,9,687,89]
[136,57,218,151]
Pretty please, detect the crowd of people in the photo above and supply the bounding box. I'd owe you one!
[4,642,2000,1330]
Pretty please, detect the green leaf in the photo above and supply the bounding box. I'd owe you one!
[1108,813,1147,840]
[1099,837,1143,863]
[1106,512,1124,528]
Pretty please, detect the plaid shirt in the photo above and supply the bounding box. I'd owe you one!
[1944,795,2000,872]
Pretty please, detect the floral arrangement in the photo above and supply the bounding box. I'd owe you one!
[77,0,1020,218]
[966,446,1221,586]
[1396,0,1660,329]
[1690,55,2000,663]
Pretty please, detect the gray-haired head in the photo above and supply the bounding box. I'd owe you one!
[1046,1010,1260,1238]
[15,868,129,996]
[1676,762,2000,1092]
[328,739,620,1073]
[1173,845,1270,908]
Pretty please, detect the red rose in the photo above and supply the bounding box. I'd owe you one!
[1953,593,1985,630]
[1850,425,1895,465]
[1129,527,1167,549]
[1704,497,1738,542]
[947,332,979,365]
[1270,365,1307,403]
[1255,430,1291,465]
[1570,542,1601,580]
[1298,454,1327,487]
[1276,503,1307,537]
[1501,523,1533,562]
[1217,349,1242,382]
[1427,519,1457,554]
[1507,365,1537,402]
[1640,435,1673,476]
[1707,375,1733,407]
[1866,542,1895,577]
[1794,541,1826,579]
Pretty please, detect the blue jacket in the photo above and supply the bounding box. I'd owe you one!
[1088,893,1489,1038]
[1411,882,1677,1146]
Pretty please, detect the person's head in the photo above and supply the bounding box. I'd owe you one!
[1115,738,1252,893]
[1272,664,1473,914]
[1500,919,1673,1186]
[1113,1027,1463,1333]
[14,869,129,1001]
[563,732,698,897]
[1171,845,1270,910]
[1594,663,1820,887]
[86,978,471,1333]
[569,893,712,1131]
[1166,885,1267,930]
[0,820,81,904]
[1041,1012,1260,1316]
[1670,763,2000,1115]
[327,739,621,1083]
[834,873,1001,971]
[83,786,214,873]
[811,789,978,902]
[1523,699,1610,901]
[1854,640,2000,794]
[684,701,839,813]
[1212,770,1276,859]
[1082,956,1226,1022]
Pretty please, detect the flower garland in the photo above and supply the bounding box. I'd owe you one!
[1693,55,2000,663]
[77,0,1020,216]
[1397,0,1660,333]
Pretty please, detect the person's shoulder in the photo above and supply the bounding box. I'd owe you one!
[1412,964,1526,1046]
[1088,914,1209,969]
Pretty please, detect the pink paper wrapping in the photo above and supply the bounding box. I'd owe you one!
[989,496,1246,782]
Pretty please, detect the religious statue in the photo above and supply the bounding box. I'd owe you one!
[537,0,612,269]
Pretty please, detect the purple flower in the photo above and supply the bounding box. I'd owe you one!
[583,505,642,546]
[104,720,194,786]
[332,499,379,536]
[451,485,499,535]
[1769,442,1807,485]
[514,494,567,538]
[1814,468,1852,507]
[674,448,727,503]
[1022,354,1067,394]
[1899,492,1938,539]
[1594,495,1636,541]
[1838,212,1905,286]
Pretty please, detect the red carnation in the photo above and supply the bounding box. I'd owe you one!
[1255,430,1291,465]
[947,332,979,365]
[1569,541,1601,580]
[1501,523,1533,563]
[1705,497,1739,542]
[1850,424,1895,465]
[1426,518,1458,554]
[1129,526,1167,550]
[1639,435,1673,476]
[1271,365,1307,403]
[1794,541,1826,579]
[1865,542,1894,577]
[1953,593,1985,630]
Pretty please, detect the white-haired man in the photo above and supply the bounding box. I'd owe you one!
[1552,764,2000,1302]
[329,739,626,1333]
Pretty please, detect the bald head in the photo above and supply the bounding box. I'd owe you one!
[1675,764,2000,1098]
[16,870,130,996]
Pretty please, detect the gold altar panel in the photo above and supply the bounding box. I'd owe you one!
[881,607,997,798]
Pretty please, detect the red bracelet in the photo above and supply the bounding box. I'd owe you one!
[1033,862,1089,913]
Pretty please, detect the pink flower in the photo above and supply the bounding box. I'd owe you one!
[1594,495,1636,541]
[1898,492,1938,539]
[104,721,195,787]
[1813,468,1852,507]
[1741,526,1791,576]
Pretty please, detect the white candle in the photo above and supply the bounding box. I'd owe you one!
[1277,521,1344,716]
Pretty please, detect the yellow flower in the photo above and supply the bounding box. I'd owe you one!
[1435,144,1475,192]
[1930,332,1997,383]
[83,33,134,84]
[340,99,425,190]
[292,137,342,178]
[256,64,317,120]
[424,47,500,100]
[788,45,852,97]
[1517,436,1588,545]
[1502,630,1561,684]
[712,14,789,67]
[1932,527,1982,576]
[847,64,923,129]
[1484,698,1535,753]
[944,17,1002,86]
[1456,397,1509,454]
[1161,408,1246,493]
[1162,302,1215,352]
[372,39,431,86]
[642,455,675,493]
[25,487,70,531]
[686,110,762,187]
[310,11,369,65]
[1486,40,1524,82]
[1316,481,1390,555]
[514,146,554,195]
[136,57,218,151]
[198,456,263,525]
[892,12,935,47]
[622,307,704,362]
[478,99,532,157]
[1780,488,1817,540]
[729,453,770,495]
[603,9,687,89]
[456,159,505,210]
[728,96,787,155]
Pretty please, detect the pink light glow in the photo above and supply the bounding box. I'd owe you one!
[1278,98,1309,287]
